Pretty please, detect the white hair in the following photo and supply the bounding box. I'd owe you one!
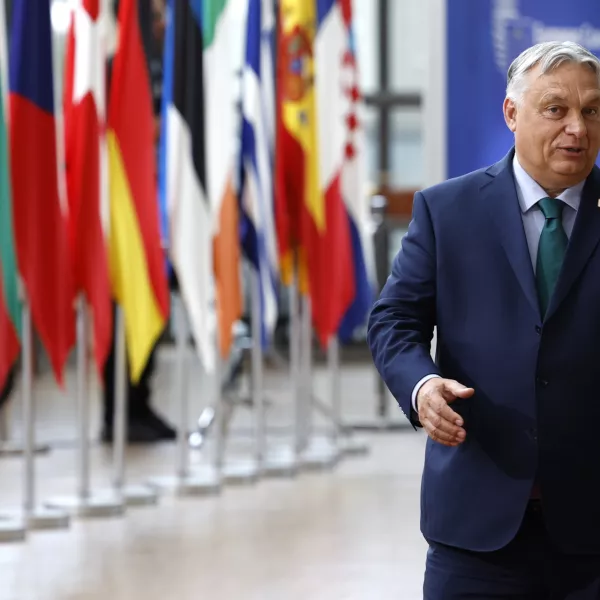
[506,41,600,104]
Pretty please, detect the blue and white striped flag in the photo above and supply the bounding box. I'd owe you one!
[239,0,279,348]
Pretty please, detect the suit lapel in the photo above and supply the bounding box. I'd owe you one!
[481,151,541,320]
[546,166,600,321]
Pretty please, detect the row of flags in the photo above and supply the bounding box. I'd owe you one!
[160,0,375,368]
[0,0,375,395]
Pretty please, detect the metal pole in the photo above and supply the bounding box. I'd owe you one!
[111,305,157,506]
[290,272,302,461]
[251,268,265,473]
[175,294,189,481]
[45,297,123,517]
[112,305,127,494]
[21,300,34,520]
[76,295,90,501]
[213,351,225,474]
[328,336,340,448]
[21,298,69,529]
[261,276,298,478]
[146,294,220,496]
[300,294,312,450]
[378,0,390,188]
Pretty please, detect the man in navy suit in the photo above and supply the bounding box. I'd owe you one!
[368,41,600,598]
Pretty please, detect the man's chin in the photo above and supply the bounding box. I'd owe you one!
[552,160,593,178]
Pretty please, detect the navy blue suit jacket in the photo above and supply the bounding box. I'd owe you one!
[368,149,600,554]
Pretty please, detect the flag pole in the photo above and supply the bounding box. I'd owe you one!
[45,295,123,517]
[328,335,341,451]
[250,267,266,476]
[291,269,304,466]
[221,269,261,485]
[147,292,220,495]
[0,393,50,456]
[300,297,339,471]
[260,271,298,478]
[20,289,69,530]
[111,305,157,506]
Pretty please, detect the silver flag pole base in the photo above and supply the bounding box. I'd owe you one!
[111,485,158,507]
[222,461,260,485]
[262,447,299,478]
[24,506,70,530]
[0,442,50,457]
[147,472,221,497]
[0,513,26,542]
[338,436,371,457]
[45,492,125,518]
[300,439,341,471]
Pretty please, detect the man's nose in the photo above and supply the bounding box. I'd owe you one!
[564,112,588,138]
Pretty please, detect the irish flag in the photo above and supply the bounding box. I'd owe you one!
[0,0,19,391]
[203,0,243,359]
[107,0,169,382]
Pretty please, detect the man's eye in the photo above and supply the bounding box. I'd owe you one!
[584,107,599,117]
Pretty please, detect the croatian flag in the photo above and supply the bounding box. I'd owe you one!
[316,0,375,342]
[240,0,279,348]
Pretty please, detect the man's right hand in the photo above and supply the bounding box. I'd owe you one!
[417,378,475,447]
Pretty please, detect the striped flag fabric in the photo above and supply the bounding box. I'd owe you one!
[0,0,19,391]
[240,0,279,348]
[203,0,243,359]
[276,0,354,346]
[107,0,169,383]
[63,0,113,377]
[317,0,374,342]
[161,0,217,371]
[9,0,75,384]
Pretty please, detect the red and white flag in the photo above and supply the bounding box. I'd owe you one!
[63,0,112,377]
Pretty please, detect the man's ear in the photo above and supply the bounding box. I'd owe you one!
[503,97,517,132]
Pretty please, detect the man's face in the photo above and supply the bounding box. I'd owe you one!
[503,62,600,192]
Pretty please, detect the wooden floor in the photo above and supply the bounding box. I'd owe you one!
[0,348,427,600]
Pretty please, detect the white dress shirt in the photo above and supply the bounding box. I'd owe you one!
[411,154,586,411]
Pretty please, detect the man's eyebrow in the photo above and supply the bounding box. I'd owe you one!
[538,92,600,104]
[584,92,600,104]
[539,93,567,104]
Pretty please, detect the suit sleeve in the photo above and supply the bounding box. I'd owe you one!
[367,190,441,427]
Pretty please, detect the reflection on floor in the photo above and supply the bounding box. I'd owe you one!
[0,346,427,600]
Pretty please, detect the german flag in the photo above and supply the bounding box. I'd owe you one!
[107,0,169,383]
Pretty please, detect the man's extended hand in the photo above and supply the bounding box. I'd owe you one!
[417,378,474,446]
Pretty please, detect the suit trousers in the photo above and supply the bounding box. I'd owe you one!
[423,501,600,599]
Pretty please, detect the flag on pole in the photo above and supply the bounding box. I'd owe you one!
[276,0,354,346]
[240,0,279,348]
[107,0,169,383]
[0,0,19,391]
[203,0,243,358]
[9,0,75,384]
[63,0,113,377]
[317,0,374,342]
[160,0,216,371]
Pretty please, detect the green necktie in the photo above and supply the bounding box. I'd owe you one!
[536,197,568,317]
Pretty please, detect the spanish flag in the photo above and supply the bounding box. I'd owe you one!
[275,0,354,345]
[107,0,169,383]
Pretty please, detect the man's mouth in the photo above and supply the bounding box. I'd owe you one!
[559,147,585,154]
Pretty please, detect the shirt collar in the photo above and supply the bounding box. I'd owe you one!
[512,154,585,214]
